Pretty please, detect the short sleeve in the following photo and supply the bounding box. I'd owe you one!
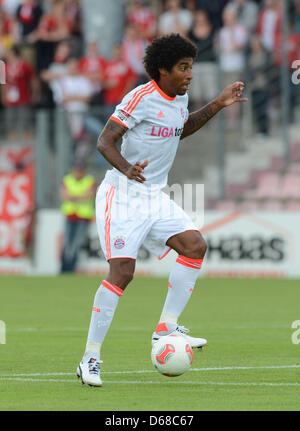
[110,89,147,129]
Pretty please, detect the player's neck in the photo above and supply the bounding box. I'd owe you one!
[155,79,177,99]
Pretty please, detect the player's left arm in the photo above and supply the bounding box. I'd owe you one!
[181,81,247,140]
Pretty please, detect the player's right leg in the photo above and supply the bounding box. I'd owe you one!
[151,231,208,350]
[78,181,150,387]
[78,258,135,387]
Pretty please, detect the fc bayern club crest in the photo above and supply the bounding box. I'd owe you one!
[114,237,126,249]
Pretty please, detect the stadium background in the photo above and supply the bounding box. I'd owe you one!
[0,0,299,276]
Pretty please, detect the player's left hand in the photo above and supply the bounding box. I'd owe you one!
[217,81,247,107]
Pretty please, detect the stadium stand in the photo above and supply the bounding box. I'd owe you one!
[0,0,299,215]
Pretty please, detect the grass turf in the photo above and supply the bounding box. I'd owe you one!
[0,275,299,411]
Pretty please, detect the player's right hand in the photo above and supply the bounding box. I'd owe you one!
[125,160,148,183]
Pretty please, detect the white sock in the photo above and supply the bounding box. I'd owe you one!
[84,280,123,360]
[159,255,203,325]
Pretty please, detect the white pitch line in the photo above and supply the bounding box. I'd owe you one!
[7,325,291,333]
[0,372,76,377]
[0,378,76,383]
[1,364,299,378]
[0,377,299,387]
[8,328,87,333]
[191,365,300,371]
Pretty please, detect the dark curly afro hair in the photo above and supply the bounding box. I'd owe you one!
[143,33,198,82]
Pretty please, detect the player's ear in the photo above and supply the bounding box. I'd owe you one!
[158,68,169,78]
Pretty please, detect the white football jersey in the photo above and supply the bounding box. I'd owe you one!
[103,79,189,189]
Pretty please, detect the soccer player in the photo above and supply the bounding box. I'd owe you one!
[77,33,247,386]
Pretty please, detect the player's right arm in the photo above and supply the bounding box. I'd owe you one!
[97,119,148,183]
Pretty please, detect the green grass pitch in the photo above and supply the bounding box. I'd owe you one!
[0,275,299,411]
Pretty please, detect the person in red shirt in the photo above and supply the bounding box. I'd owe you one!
[122,23,149,85]
[0,9,15,56]
[78,41,106,104]
[27,0,70,71]
[30,0,70,43]
[0,6,18,35]
[64,0,82,38]
[102,43,137,107]
[274,24,300,69]
[63,0,83,58]
[82,44,136,164]
[16,0,43,41]
[82,44,136,162]
[256,0,282,53]
[126,0,157,41]
[1,45,39,141]
[0,6,19,54]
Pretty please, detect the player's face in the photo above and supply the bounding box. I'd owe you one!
[169,57,193,96]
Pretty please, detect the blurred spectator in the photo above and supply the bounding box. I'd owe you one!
[194,0,228,31]
[63,0,82,56]
[218,5,248,127]
[41,40,71,80]
[126,0,157,40]
[82,44,137,167]
[0,0,22,16]
[16,0,43,42]
[188,9,218,110]
[28,0,70,43]
[0,8,15,56]
[60,160,96,273]
[15,0,43,67]
[51,57,93,142]
[274,20,300,71]
[256,0,282,53]
[219,6,248,80]
[247,34,272,136]
[158,0,193,36]
[103,43,137,108]
[83,44,137,148]
[64,0,81,37]
[1,45,39,141]
[226,0,259,34]
[184,0,196,13]
[0,6,19,53]
[28,0,70,71]
[78,41,106,105]
[274,20,300,123]
[293,0,300,33]
[122,23,149,85]
[40,40,71,106]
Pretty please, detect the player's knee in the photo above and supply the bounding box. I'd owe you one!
[192,238,207,259]
[108,259,135,290]
[120,269,134,287]
[184,237,207,259]
[200,238,208,257]
[111,267,134,290]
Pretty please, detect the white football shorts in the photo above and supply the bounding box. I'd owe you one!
[95,181,198,261]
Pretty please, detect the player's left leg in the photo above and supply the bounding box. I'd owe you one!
[152,230,208,348]
[166,229,207,259]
